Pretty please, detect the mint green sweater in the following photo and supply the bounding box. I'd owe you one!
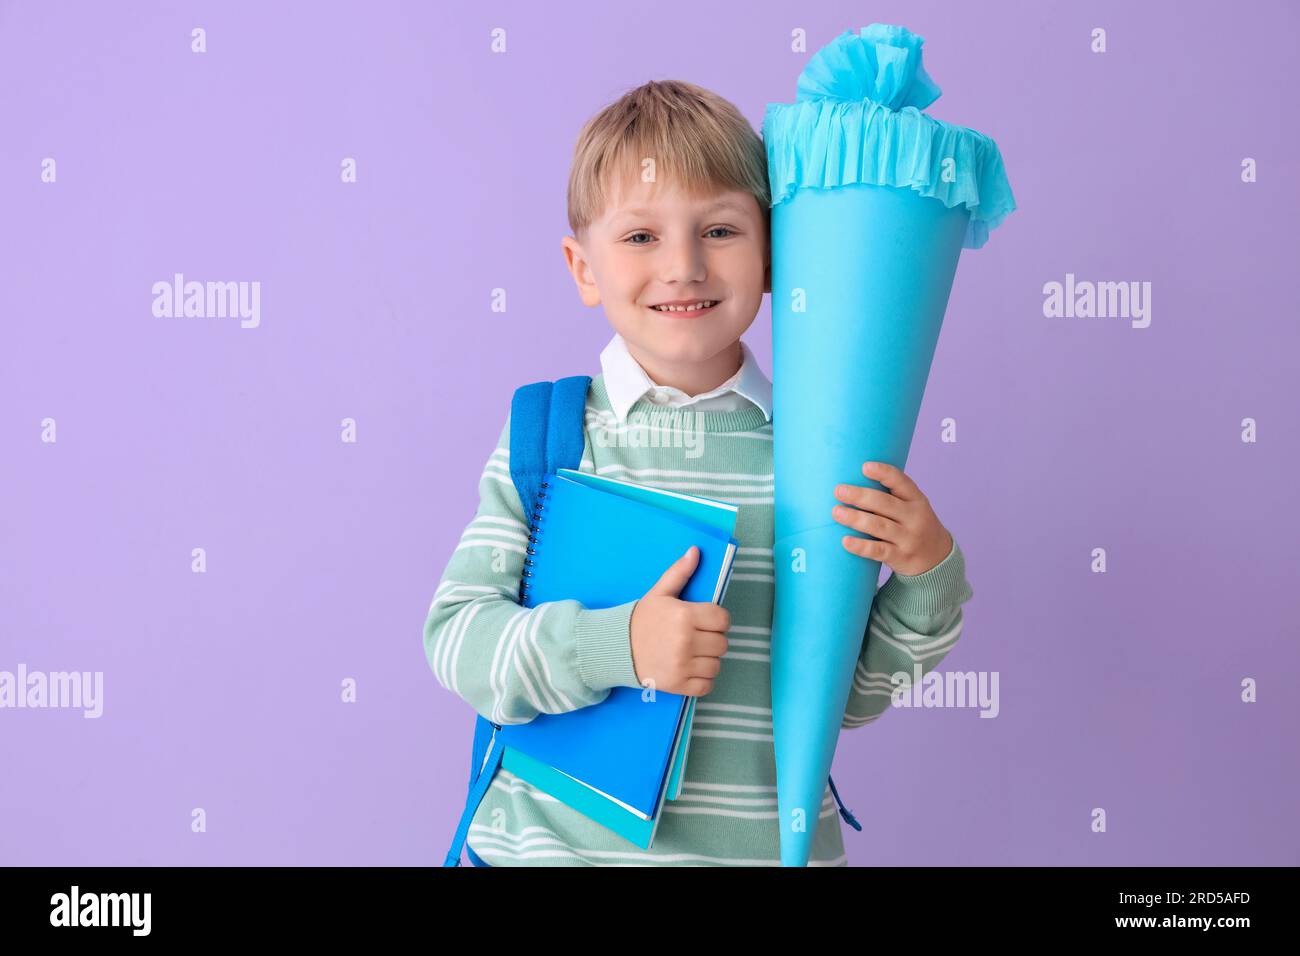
[423,374,974,866]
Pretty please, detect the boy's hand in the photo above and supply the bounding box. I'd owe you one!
[629,546,730,697]
[832,461,953,576]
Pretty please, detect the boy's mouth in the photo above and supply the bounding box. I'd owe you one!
[648,299,719,317]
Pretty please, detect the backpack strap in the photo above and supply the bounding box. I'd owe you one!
[509,375,591,517]
[442,719,505,867]
[546,375,592,471]
[506,381,552,523]
[829,775,861,831]
[442,376,591,867]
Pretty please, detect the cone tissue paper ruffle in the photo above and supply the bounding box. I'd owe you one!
[762,23,1015,866]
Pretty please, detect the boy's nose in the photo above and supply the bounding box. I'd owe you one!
[658,241,707,285]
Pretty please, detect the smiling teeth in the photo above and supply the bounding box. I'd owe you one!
[652,300,716,312]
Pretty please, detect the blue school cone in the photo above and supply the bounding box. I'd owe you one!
[763,24,1015,866]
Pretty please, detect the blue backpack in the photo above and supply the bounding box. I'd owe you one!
[441,375,860,867]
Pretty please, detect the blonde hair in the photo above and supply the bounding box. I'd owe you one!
[566,79,770,238]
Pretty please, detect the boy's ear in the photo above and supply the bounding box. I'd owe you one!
[762,220,772,294]
[561,235,601,307]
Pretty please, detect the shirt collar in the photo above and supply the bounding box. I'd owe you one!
[598,332,773,424]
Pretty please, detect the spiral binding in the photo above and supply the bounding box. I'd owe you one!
[518,479,549,604]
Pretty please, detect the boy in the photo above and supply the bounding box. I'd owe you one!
[424,79,974,866]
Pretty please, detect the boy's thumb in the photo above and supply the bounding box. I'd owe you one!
[646,546,699,598]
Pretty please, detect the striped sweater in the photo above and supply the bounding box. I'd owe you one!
[423,373,974,866]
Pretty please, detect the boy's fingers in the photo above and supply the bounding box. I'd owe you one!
[864,461,922,501]
[646,545,699,598]
[834,482,904,520]
[833,503,903,542]
[689,655,723,679]
[689,602,731,633]
[691,631,729,659]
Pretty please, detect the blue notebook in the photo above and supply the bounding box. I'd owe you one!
[496,468,739,848]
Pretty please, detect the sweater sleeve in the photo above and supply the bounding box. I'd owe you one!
[841,535,974,729]
[422,411,644,726]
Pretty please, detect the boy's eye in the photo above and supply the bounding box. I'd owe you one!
[623,227,736,244]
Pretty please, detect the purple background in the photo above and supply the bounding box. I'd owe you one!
[2,0,1297,866]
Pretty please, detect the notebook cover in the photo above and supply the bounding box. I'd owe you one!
[667,696,696,801]
[558,469,739,534]
[497,472,737,818]
[500,746,656,849]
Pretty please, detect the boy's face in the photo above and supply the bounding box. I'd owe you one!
[562,176,770,386]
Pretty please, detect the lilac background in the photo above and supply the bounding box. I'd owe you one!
[2,0,1297,866]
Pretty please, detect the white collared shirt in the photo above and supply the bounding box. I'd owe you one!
[598,333,773,424]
